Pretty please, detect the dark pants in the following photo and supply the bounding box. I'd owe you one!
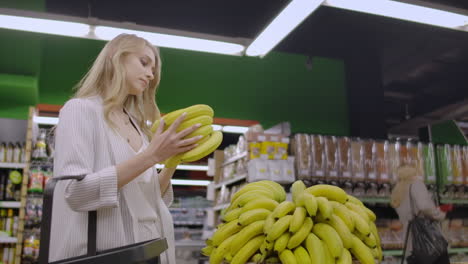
[433,251,450,264]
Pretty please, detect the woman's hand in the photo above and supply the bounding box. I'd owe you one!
[143,113,202,164]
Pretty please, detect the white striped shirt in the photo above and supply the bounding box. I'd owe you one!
[50,96,175,263]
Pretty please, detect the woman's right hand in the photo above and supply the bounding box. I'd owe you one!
[144,113,202,164]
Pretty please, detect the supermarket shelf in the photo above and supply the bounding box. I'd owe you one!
[214,173,247,189]
[0,201,20,208]
[449,247,468,254]
[383,247,468,256]
[173,221,204,226]
[213,203,229,211]
[441,199,468,205]
[359,197,391,204]
[0,237,17,243]
[0,163,26,169]
[175,240,205,247]
[221,152,247,167]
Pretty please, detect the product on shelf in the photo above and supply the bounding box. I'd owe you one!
[293,134,311,180]
[204,180,382,264]
[338,137,352,180]
[310,135,325,179]
[324,136,339,180]
[22,227,40,263]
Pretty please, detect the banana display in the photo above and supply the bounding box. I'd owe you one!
[202,180,382,264]
[150,104,223,167]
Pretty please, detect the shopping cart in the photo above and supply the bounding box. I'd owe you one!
[38,175,168,264]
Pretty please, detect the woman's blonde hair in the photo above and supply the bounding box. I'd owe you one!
[74,33,162,139]
[390,165,419,208]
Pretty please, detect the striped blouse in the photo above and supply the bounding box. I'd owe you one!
[49,96,175,264]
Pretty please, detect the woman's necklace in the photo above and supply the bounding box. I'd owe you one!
[114,109,134,143]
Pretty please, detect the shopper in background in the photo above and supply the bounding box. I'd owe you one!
[50,34,201,264]
[391,165,449,264]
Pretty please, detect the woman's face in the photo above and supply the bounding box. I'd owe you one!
[123,45,156,96]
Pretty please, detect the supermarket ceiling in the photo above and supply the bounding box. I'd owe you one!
[44,0,468,135]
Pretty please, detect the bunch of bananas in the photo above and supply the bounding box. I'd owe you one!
[151,104,223,168]
[202,180,382,264]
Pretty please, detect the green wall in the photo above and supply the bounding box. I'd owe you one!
[0,1,349,135]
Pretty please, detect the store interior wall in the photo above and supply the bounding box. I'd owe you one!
[0,0,352,137]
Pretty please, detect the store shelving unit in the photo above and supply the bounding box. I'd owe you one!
[221,151,247,167]
[213,173,247,189]
[0,163,27,169]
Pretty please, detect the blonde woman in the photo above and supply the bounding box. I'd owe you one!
[390,165,449,264]
[50,34,202,263]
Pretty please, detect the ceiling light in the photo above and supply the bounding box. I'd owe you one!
[222,125,249,134]
[170,179,211,186]
[246,0,324,57]
[323,0,468,29]
[0,14,89,38]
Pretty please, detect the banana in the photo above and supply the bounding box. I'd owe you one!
[184,124,213,139]
[279,249,297,264]
[265,256,281,263]
[205,239,213,246]
[201,245,213,256]
[346,194,365,207]
[271,201,296,219]
[209,234,237,264]
[369,221,381,247]
[256,180,287,202]
[364,232,377,248]
[350,234,375,264]
[176,115,213,132]
[163,153,183,168]
[305,233,324,264]
[151,104,214,132]
[259,238,274,256]
[362,206,377,222]
[348,210,371,236]
[223,207,242,222]
[345,202,370,222]
[230,220,265,256]
[312,223,343,259]
[291,180,307,204]
[264,214,276,233]
[238,208,271,226]
[273,232,291,253]
[266,215,292,242]
[287,217,313,249]
[225,253,233,263]
[294,246,312,264]
[211,219,242,246]
[322,240,334,264]
[305,184,348,203]
[376,245,383,262]
[316,197,333,220]
[330,201,355,231]
[231,189,276,209]
[289,207,307,233]
[231,235,265,264]
[301,193,318,216]
[251,253,263,263]
[337,248,352,264]
[181,130,222,162]
[240,198,279,214]
[231,180,286,203]
[326,214,353,249]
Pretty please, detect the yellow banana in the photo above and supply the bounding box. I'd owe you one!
[266,215,292,242]
[302,193,318,216]
[330,201,355,231]
[364,232,377,248]
[316,197,333,220]
[312,223,344,259]
[322,240,334,264]
[348,210,371,236]
[211,219,242,246]
[271,201,296,219]
[259,238,274,256]
[251,253,263,263]
[201,245,213,256]
[209,233,236,264]
[265,256,281,263]
[176,115,213,132]
[291,180,306,204]
[279,249,297,264]
[305,233,324,264]
[151,104,214,132]
[287,217,314,249]
[294,246,312,264]
[230,220,265,256]
[240,198,279,214]
[222,207,242,222]
[264,214,276,233]
[345,202,370,222]
[238,208,271,226]
[289,207,307,233]
[254,180,287,202]
[350,234,375,264]
[181,131,222,162]
[273,232,291,253]
[184,124,213,139]
[305,184,348,203]
[230,235,265,264]
[205,239,213,246]
[163,153,183,168]
[362,206,377,222]
[225,253,233,263]
[231,189,276,209]
[326,214,353,249]
[337,248,352,264]
[376,245,383,262]
[231,181,284,203]
[346,194,365,206]
[369,221,381,247]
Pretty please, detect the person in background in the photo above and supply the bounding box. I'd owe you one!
[390,164,449,264]
[50,34,202,264]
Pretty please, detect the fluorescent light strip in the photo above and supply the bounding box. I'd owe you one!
[323,0,468,29]
[155,164,208,171]
[246,0,324,57]
[170,179,211,186]
[0,9,245,56]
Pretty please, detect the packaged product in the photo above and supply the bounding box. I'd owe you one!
[5,143,14,163]
[274,137,289,160]
[463,147,468,185]
[423,143,437,184]
[236,136,247,155]
[260,141,276,160]
[247,159,269,182]
[338,137,351,179]
[375,141,387,182]
[452,145,463,185]
[249,142,261,160]
[13,142,22,163]
[311,135,325,178]
[351,139,365,180]
[267,160,282,182]
[293,134,311,180]
[29,168,44,193]
[0,142,5,162]
[280,157,296,184]
[386,141,398,183]
[363,140,376,181]
[324,136,339,179]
